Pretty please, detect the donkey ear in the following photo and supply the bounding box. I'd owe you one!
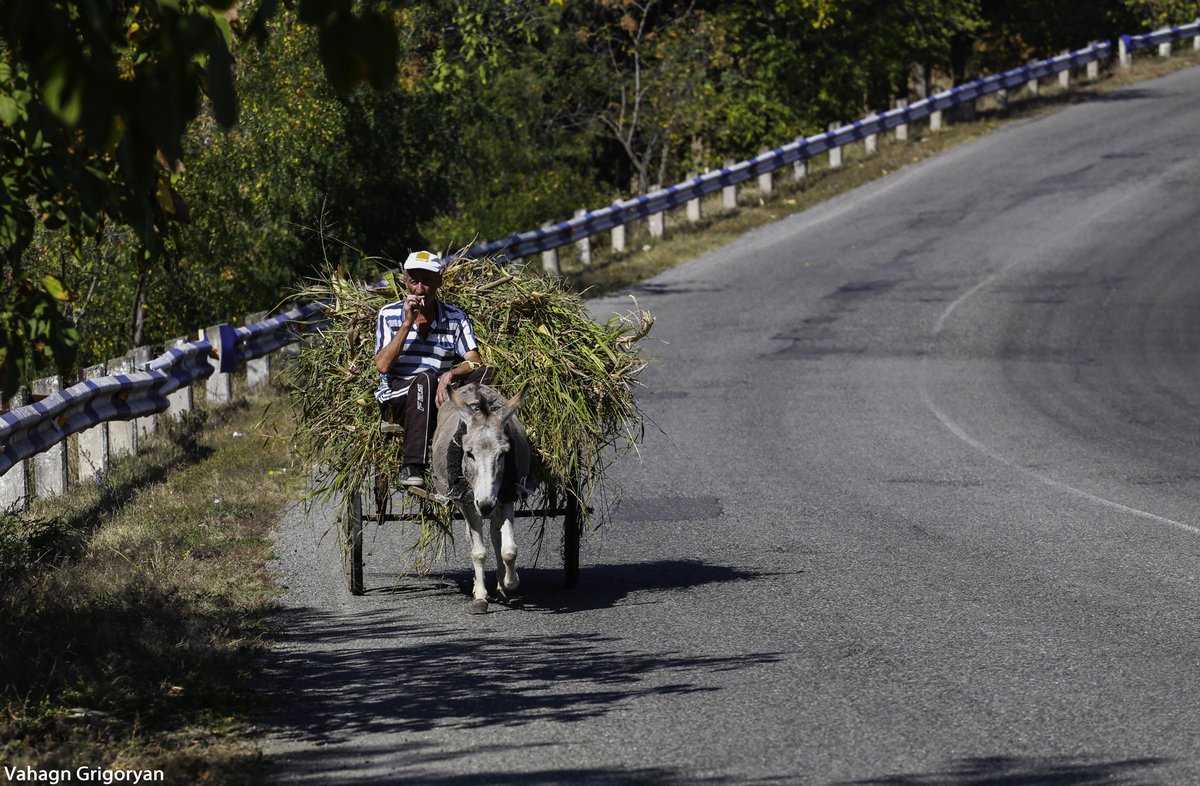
[448,386,475,424]
[499,383,530,423]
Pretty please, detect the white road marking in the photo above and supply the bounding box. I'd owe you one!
[920,261,1200,537]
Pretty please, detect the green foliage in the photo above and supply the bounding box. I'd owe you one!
[0,276,79,398]
[0,0,406,395]
[974,1,1138,71]
[1120,0,1200,28]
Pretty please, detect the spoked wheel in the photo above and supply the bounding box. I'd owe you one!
[343,490,364,596]
[562,468,582,588]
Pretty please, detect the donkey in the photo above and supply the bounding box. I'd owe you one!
[431,382,535,613]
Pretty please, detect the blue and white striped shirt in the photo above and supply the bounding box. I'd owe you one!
[374,300,479,402]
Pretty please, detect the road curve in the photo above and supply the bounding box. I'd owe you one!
[265,65,1200,784]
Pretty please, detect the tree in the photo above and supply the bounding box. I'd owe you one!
[0,0,397,398]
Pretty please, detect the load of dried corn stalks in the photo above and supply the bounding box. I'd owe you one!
[280,255,653,567]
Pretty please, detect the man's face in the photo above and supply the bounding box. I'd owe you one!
[406,269,441,298]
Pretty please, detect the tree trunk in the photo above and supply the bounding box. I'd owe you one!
[130,267,149,348]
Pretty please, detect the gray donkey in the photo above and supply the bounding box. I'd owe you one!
[431,382,535,613]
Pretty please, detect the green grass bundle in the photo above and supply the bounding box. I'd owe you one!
[280,255,653,566]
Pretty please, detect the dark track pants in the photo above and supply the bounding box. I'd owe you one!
[380,366,494,466]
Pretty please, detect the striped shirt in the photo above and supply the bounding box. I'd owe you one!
[374,300,479,402]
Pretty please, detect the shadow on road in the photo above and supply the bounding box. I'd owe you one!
[354,558,774,613]
[269,739,743,786]
[833,755,1172,785]
[497,559,771,614]
[261,605,781,745]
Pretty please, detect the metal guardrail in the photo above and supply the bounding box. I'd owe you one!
[218,302,328,373]
[1122,19,1200,53]
[0,340,214,476]
[0,302,330,479]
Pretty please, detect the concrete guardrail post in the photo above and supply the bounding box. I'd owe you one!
[164,336,194,420]
[1119,37,1130,68]
[132,346,157,441]
[106,354,137,458]
[930,108,943,132]
[31,376,68,499]
[722,161,737,209]
[793,158,808,183]
[828,124,843,168]
[1059,52,1071,89]
[611,223,626,253]
[1027,65,1040,97]
[686,173,702,223]
[757,151,774,196]
[203,326,232,406]
[647,185,664,238]
[894,100,908,141]
[245,312,271,389]
[1158,40,1172,58]
[1087,44,1100,80]
[540,223,560,276]
[0,387,30,512]
[574,209,591,265]
[864,114,879,154]
[77,364,108,484]
[1194,20,1200,50]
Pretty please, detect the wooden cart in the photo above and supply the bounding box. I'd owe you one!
[340,471,585,596]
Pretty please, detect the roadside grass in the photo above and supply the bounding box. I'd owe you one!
[0,48,1194,785]
[0,390,304,784]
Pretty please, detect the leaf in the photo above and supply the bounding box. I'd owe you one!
[40,275,70,302]
[41,59,84,127]
[0,95,18,126]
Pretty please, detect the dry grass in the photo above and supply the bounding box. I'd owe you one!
[281,259,653,569]
[0,391,305,783]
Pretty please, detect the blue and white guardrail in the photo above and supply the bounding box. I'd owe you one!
[1122,19,1200,54]
[218,301,328,373]
[0,339,214,476]
[0,302,329,477]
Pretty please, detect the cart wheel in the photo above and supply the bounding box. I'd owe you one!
[344,490,364,596]
[563,477,581,589]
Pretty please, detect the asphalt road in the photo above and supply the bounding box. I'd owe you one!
[264,65,1200,785]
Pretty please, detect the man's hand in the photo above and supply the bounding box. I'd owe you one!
[436,370,454,406]
[403,294,424,321]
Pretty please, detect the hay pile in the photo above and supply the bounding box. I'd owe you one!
[281,255,653,564]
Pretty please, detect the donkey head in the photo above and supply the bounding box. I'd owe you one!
[452,384,528,517]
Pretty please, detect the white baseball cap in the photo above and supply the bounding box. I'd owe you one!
[403,250,444,274]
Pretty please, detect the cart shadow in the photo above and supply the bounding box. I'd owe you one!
[355,559,780,613]
[261,605,784,746]
[478,559,780,614]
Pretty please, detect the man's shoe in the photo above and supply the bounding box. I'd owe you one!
[380,421,403,435]
[399,464,425,487]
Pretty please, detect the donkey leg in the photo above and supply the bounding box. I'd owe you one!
[463,508,490,604]
[493,504,520,596]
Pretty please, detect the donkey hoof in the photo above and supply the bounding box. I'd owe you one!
[469,599,489,615]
